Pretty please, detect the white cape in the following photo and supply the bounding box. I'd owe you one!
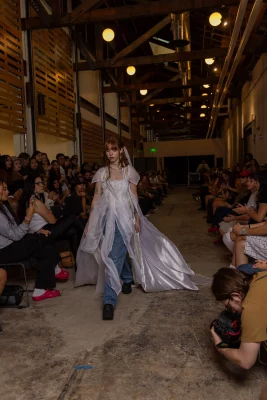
[75,166,198,293]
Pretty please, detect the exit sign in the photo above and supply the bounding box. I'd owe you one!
[150,148,156,153]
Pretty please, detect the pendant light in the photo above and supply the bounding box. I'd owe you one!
[102,28,115,42]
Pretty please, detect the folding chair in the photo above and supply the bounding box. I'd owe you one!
[0,260,35,308]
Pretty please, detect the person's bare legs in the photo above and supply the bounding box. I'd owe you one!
[235,236,248,267]
[0,268,7,296]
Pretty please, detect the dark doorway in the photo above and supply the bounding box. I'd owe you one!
[164,155,215,185]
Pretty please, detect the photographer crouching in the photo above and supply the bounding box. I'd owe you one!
[211,267,267,398]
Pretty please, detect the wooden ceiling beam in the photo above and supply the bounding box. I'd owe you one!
[140,117,208,125]
[132,108,211,117]
[61,0,105,24]
[121,95,212,106]
[77,47,228,70]
[22,0,243,30]
[110,15,171,66]
[51,0,63,21]
[103,76,218,93]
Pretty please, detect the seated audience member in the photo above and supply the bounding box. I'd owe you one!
[137,176,156,216]
[70,155,79,174]
[64,156,73,182]
[244,152,254,171]
[211,267,267,372]
[32,151,45,175]
[56,153,68,191]
[63,178,88,226]
[7,180,24,219]
[26,157,39,178]
[0,267,7,297]
[209,172,251,233]
[157,170,168,196]
[23,175,82,259]
[10,158,24,184]
[251,159,260,174]
[18,153,30,176]
[49,179,69,206]
[0,180,62,301]
[230,220,267,268]
[0,155,12,182]
[91,162,100,176]
[41,153,50,164]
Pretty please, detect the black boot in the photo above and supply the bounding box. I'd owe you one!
[103,304,114,320]
[122,282,132,294]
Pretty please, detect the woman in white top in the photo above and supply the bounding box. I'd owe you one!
[76,137,198,321]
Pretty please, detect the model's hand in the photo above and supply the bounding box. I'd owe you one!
[135,219,141,233]
[253,260,267,270]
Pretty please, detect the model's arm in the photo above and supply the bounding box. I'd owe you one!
[130,182,140,233]
[89,182,102,216]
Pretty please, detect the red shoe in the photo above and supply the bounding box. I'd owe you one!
[32,289,61,302]
[55,269,69,281]
[208,227,219,233]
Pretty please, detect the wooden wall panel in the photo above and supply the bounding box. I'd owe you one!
[82,118,132,164]
[32,28,76,139]
[0,0,26,134]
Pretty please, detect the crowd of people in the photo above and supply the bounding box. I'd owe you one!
[0,150,170,305]
[194,153,267,394]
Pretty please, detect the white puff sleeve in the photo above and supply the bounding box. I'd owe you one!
[128,166,140,186]
[92,167,105,184]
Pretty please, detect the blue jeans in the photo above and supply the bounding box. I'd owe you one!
[103,224,133,306]
[238,263,264,274]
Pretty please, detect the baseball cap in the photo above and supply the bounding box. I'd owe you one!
[240,170,250,177]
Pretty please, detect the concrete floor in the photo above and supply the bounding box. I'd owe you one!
[0,188,266,400]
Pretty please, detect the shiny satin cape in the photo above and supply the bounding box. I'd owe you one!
[75,166,198,293]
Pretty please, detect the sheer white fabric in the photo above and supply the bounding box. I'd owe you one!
[75,166,198,293]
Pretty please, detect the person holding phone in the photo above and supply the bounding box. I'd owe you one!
[0,180,61,301]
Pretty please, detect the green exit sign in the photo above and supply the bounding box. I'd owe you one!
[150,148,156,153]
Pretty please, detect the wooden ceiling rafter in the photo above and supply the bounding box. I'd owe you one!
[22,0,247,30]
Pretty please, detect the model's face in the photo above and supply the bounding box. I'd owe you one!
[13,160,21,172]
[5,157,12,169]
[0,183,9,202]
[35,153,42,162]
[30,159,38,170]
[106,145,121,164]
[34,177,45,194]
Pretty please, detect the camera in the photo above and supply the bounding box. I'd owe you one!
[211,309,241,348]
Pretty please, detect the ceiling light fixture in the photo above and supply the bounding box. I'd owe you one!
[213,67,218,72]
[201,105,207,109]
[209,12,222,27]
[140,89,148,96]
[205,58,215,66]
[203,84,210,88]
[102,28,115,42]
[157,110,160,113]
[126,66,136,76]
[202,93,208,96]
[223,21,228,26]
[200,113,206,118]
[150,104,154,107]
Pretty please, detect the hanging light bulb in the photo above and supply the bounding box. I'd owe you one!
[203,84,210,88]
[150,104,154,107]
[157,110,160,113]
[201,105,207,109]
[209,12,222,27]
[205,58,215,65]
[140,89,148,96]
[202,93,208,96]
[213,67,218,72]
[102,28,115,42]
[200,113,206,118]
[126,66,136,76]
[223,21,228,26]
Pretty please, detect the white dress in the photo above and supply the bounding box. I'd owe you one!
[75,166,198,293]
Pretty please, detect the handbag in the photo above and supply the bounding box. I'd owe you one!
[60,250,75,268]
[0,285,24,307]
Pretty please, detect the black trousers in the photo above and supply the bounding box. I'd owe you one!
[0,234,59,289]
[43,216,83,258]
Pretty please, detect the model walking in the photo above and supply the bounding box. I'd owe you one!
[76,137,198,320]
